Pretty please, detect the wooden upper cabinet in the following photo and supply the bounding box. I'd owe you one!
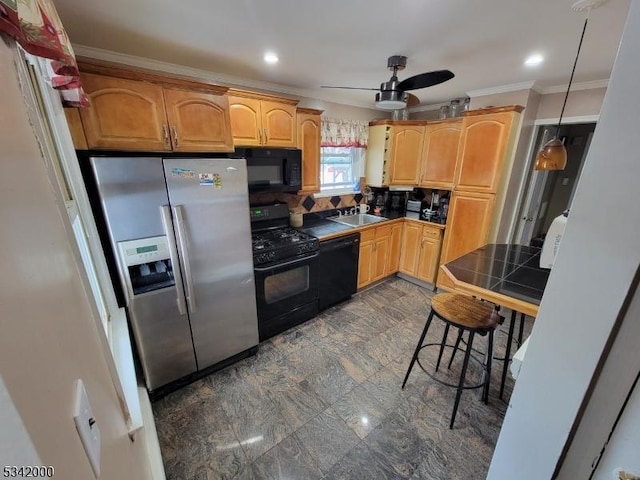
[64,108,88,150]
[297,109,322,194]
[261,101,297,147]
[228,97,262,146]
[388,125,425,185]
[455,111,517,193]
[228,94,298,147]
[76,66,234,152]
[420,120,462,189]
[79,73,170,151]
[163,88,233,152]
[439,190,495,265]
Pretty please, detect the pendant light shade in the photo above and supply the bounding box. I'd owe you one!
[534,0,602,171]
[534,137,567,170]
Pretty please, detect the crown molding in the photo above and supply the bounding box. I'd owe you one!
[72,44,376,110]
[538,79,609,94]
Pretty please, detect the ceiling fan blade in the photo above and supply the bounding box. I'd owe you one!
[406,93,420,108]
[397,70,455,91]
[320,86,379,91]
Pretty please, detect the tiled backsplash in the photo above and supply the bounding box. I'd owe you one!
[249,192,364,213]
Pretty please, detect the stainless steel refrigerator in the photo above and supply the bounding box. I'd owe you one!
[89,156,259,393]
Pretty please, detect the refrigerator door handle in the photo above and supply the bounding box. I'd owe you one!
[172,205,197,313]
[160,205,187,315]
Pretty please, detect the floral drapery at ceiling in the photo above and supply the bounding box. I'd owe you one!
[321,117,369,148]
[0,0,88,106]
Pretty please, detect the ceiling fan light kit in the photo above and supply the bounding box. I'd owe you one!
[534,0,610,171]
[322,55,455,111]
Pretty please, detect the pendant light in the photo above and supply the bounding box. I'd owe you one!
[534,0,608,171]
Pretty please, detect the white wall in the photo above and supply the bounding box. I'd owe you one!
[488,2,640,478]
[0,38,152,480]
[536,87,606,120]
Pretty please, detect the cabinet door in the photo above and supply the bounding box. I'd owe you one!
[297,113,321,193]
[357,240,374,289]
[372,236,390,282]
[455,112,515,193]
[228,96,262,146]
[262,101,297,147]
[79,73,170,151]
[399,222,422,276]
[440,191,495,264]
[417,235,441,284]
[421,121,461,188]
[163,88,234,152]
[388,126,424,185]
[387,222,403,274]
[64,108,87,150]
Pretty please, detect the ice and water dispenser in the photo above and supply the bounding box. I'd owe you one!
[117,236,175,298]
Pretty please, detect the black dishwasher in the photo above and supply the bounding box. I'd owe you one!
[318,232,360,311]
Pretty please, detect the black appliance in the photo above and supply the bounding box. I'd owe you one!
[318,233,360,311]
[235,147,302,193]
[250,204,320,340]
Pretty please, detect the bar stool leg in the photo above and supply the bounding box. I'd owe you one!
[435,323,450,372]
[517,313,526,347]
[483,329,494,404]
[450,330,475,429]
[402,310,435,389]
[499,310,517,400]
[447,328,464,369]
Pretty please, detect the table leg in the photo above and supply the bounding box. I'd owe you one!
[518,313,526,347]
[500,310,517,400]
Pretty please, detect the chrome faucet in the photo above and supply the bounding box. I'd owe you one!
[349,207,357,216]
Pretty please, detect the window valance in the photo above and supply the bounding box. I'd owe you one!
[321,117,369,148]
[0,0,88,106]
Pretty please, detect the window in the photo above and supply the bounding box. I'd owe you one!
[320,146,365,194]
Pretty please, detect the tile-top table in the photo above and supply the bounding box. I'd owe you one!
[438,244,551,398]
[438,244,550,317]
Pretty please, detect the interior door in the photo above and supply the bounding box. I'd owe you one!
[163,158,259,370]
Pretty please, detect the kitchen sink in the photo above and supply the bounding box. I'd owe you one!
[327,213,389,227]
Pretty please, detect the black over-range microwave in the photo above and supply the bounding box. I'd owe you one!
[234,147,302,193]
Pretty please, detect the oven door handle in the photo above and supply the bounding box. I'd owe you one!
[160,205,187,315]
[253,251,319,272]
[172,205,197,313]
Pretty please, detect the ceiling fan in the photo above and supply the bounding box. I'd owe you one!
[321,55,455,110]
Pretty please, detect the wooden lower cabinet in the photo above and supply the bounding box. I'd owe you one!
[357,222,403,289]
[399,221,443,284]
[387,222,403,274]
[439,190,495,265]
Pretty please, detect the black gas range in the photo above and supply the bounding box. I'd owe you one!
[252,226,319,266]
[249,204,320,341]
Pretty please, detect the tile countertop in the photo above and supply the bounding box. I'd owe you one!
[297,211,445,241]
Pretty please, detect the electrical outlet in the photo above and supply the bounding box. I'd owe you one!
[73,379,101,477]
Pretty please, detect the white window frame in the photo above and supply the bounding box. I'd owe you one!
[318,146,365,197]
[15,48,143,434]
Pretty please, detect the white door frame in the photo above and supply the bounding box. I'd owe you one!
[509,115,600,244]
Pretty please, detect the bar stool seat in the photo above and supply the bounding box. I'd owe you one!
[402,292,501,429]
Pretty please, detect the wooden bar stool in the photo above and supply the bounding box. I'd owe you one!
[402,292,501,429]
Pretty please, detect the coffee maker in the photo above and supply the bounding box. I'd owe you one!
[387,191,407,214]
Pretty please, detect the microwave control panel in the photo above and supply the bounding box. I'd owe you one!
[117,236,170,267]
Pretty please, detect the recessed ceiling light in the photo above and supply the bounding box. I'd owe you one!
[525,54,544,67]
[264,52,279,64]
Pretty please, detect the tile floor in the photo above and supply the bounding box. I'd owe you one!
[153,278,530,479]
